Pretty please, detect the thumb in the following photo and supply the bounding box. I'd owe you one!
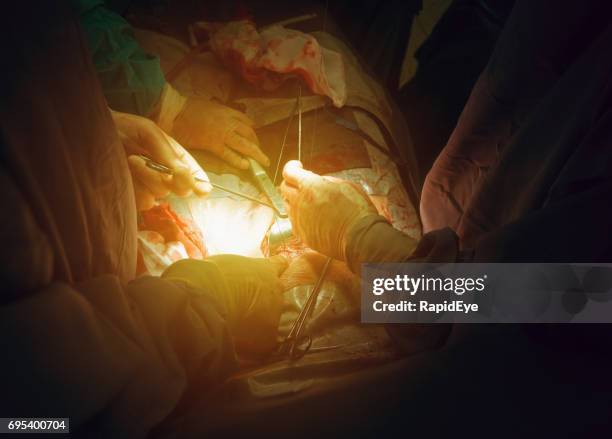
[283,160,320,188]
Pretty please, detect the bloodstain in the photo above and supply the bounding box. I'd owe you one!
[207,21,339,100]
[140,203,206,259]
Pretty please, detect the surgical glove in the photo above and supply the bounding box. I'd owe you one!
[280,160,379,260]
[155,84,269,170]
[162,254,288,354]
[281,160,418,274]
[112,110,212,211]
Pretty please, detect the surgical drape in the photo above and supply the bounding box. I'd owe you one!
[0,2,236,437]
[74,0,166,115]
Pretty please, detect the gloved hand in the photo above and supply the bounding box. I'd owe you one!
[162,254,288,354]
[111,110,211,211]
[280,160,418,274]
[155,84,269,170]
[280,160,379,260]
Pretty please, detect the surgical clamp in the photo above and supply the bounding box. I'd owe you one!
[278,256,333,360]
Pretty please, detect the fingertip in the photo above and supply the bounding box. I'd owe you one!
[171,166,195,197]
[195,181,213,195]
[261,155,271,167]
[285,160,303,170]
[127,154,147,170]
[238,137,269,167]
[245,142,269,168]
[177,187,194,198]
[282,160,298,178]
[220,147,250,170]
[233,112,256,128]
[282,160,306,185]
[127,154,141,164]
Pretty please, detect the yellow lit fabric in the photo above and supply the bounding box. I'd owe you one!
[163,255,287,354]
[0,3,237,437]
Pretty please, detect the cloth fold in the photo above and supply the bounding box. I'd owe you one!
[198,20,347,107]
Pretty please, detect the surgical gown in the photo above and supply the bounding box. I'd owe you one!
[420,0,612,263]
[74,0,166,116]
[0,2,236,437]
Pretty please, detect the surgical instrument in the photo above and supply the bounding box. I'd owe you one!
[138,154,281,214]
[248,158,289,218]
[278,256,333,360]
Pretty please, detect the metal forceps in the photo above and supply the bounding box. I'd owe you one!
[278,256,332,360]
[274,86,336,360]
[137,154,283,214]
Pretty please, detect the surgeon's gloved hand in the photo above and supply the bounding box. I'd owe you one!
[111,110,212,211]
[280,160,419,274]
[280,160,379,260]
[162,254,288,354]
[154,84,269,170]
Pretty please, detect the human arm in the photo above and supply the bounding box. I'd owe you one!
[420,0,610,233]
[280,160,418,275]
[0,169,235,437]
[76,0,269,169]
[111,109,212,211]
[0,167,289,437]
